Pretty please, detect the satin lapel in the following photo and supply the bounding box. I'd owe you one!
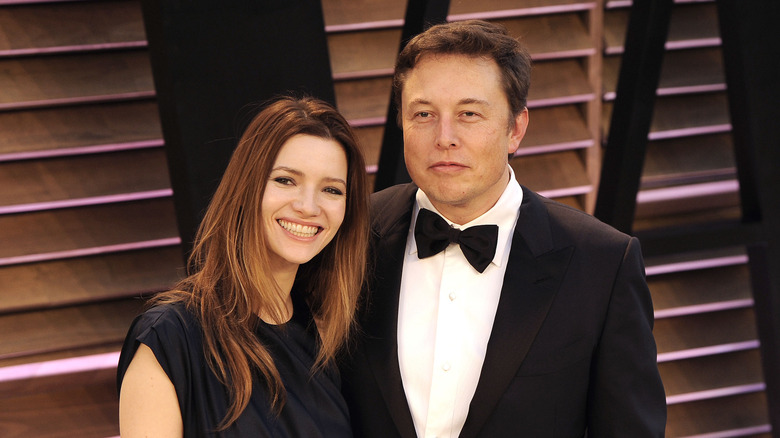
[460,188,574,438]
[362,184,418,437]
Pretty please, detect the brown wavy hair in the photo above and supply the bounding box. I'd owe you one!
[151,96,369,429]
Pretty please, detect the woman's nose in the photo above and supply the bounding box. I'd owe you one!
[292,189,321,216]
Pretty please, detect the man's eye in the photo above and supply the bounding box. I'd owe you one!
[417,112,430,118]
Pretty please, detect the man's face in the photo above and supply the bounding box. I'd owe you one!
[401,53,528,224]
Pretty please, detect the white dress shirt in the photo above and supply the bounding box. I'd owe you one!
[397,166,523,438]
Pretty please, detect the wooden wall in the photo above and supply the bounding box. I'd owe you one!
[0,0,776,436]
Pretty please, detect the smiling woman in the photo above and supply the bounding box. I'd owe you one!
[116,96,369,437]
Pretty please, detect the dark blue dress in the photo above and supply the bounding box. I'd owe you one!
[117,294,352,437]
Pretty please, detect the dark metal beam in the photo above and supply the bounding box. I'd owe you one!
[716,0,780,430]
[141,0,335,255]
[373,0,450,192]
[594,0,674,234]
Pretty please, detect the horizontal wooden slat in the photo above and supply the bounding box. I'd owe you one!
[0,344,120,369]
[328,12,596,79]
[0,148,171,211]
[642,133,735,189]
[634,200,742,232]
[0,49,154,110]
[648,263,752,314]
[0,100,162,159]
[449,0,594,18]
[0,0,145,56]
[0,298,144,360]
[322,0,406,28]
[322,0,597,29]
[510,149,591,198]
[0,198,179,263]
[0,368,118,438]
[0,383,118,438]
[0,247,183,314]
[602,92,731,141]
[520,104,593,154]
[328,28,400,78]
[659,349,764,398]
[336,59,593,123]
[666,391,770,437]
[603,47,725,99]
[353,125,383,169]
[496,13,595,60]
[604,2,720,54]
[654,307,758,356]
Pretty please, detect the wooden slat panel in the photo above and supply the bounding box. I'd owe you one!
[335,60,592,122]
[648,264,752,312]
[0,198,178,261]
[328,28,400,78]
[0,148,170,208]
[604,2,720,53]
[497,13,594,59]
[322,0,406,27]
[603,47,725,98]
[659,349,764,397]
[0,100,162,158]
[602,93,731,140]
[0,369,118,438]
[0,344,120,368]
[634,199,742,231]
[666,391,770,437]
[0,50,154,109]
[354,125,383,169]
[0,0,145,56]
[510,150,591,197]
[327,13,596,79]
[450,0,593,17]
[654,307,758,355]
[649,93,731,138]
[0,299,144,360]
[521,104,593,154]
[642,133,735,188]
[0,247,182,314]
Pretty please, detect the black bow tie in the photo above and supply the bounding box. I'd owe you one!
[414,208,498,273]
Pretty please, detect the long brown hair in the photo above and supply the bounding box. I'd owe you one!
[151,96,369,429]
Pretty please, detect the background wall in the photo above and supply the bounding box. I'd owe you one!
[0,0,777,436]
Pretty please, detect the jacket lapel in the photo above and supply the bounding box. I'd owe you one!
[460,188,574,438]
[361,184,418,437]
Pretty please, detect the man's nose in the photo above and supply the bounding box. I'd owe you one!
[435,117,458,149]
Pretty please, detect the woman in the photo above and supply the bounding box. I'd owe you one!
[117,96,369,437]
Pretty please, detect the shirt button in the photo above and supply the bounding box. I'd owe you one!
[442,362,451,372]
[448,291,457,301]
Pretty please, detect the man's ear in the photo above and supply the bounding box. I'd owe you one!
[508,108,529,155]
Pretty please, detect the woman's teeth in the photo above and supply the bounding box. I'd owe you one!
[278,219,319,237]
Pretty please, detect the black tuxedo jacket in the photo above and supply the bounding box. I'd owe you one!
[341,183,666,437]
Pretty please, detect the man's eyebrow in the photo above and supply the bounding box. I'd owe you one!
[458,98,490,106]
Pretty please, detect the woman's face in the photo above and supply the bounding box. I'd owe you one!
[261,134,348,273]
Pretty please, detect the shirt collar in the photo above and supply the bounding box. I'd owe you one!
[409,165,523,268]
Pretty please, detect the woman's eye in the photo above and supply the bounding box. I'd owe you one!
[324,187,344,196]
[273,177,293,185]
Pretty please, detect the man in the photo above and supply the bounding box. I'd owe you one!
[341,20,666,437]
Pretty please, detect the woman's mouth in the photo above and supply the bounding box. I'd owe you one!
[278,219,320,238]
